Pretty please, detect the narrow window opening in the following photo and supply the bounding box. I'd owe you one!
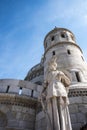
[51,36,54,41]
[19,87,22,95]
[61,33,65,38]
[6,85,10,93]
[67,50,71,55]
[52,51,55,55]
[31,90,34,97]
[75,72,81,82]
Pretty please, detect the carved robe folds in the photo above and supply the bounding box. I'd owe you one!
[45,70,72,130]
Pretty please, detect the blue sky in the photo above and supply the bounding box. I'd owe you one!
[0,0,87,79]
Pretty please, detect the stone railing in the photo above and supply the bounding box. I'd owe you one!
[0,79,43,108]
[0,79,43,98]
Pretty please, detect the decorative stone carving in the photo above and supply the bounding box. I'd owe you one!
[41,56,72,130]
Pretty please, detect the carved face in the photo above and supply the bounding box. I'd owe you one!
[48,61,57,71]
[48,56,58,71]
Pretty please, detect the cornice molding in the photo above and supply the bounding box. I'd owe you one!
[69,87,87,97]
[0,93,37,108]
[44,42,82,55]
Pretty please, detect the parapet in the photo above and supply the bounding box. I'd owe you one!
[0,79,43,99]
[0,79,43,130]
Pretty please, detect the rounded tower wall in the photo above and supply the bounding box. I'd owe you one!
[44,28,87,83]
[44,28,76,50]
[43,27,87,130]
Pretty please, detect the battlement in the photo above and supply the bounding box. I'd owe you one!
[0,79,43,99]
[0,79,43,130]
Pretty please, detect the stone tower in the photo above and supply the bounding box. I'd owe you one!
[44,27,87,129]
[44,27,87,79]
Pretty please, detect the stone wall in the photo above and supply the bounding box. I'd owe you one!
[35,111,47,130]
[0,79,40,98]
[69,96,87,130]
[68,83,87,130]
[0,100,36,130]
[0,79,43,130]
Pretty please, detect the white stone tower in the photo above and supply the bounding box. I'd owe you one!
[44,27,87,130]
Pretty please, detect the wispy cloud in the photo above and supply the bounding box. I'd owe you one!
[34,0,87,27]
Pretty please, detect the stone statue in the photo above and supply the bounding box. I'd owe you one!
[40,56,72,130]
